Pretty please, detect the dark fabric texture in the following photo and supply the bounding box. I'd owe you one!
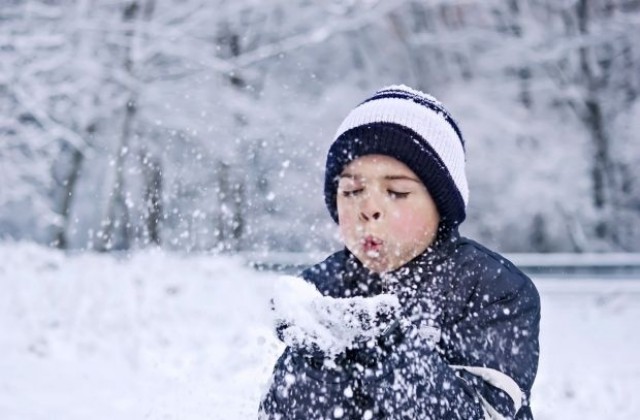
[259,232,541,419]
[324,123,466,231]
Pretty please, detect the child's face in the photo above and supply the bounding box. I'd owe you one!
[336,154,440,273]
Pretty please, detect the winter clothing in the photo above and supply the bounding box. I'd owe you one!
[271,275,401,356]
[259,231,540,419]
[324,85,468,230]
[261,85,540,419]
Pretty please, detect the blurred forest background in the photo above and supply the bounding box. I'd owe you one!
[1,0,639,254]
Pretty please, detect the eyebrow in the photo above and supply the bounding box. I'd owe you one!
[339,173,421,183]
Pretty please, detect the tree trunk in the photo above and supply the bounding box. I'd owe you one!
[141,150,163,246]
[214,160,246,251]
[95,1,142,251]
[96,98,134,251]
[51,146,84,249]
[576,0,616,241]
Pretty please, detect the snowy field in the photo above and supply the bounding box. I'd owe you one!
[1,243,639,420]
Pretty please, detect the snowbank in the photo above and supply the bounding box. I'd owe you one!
[0,243,281,420]
[1,243,639,419]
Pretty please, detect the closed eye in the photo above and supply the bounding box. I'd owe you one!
[341,188,364,197]
[388,190,410,199]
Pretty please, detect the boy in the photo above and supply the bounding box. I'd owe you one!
[260,85,540,419]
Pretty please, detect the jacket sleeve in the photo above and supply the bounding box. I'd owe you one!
[376,326,489,418]
[378,254,540,419]
[259,346,356,420]
[433,255,541,419]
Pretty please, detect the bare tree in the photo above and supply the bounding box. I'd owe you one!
[96,0,158,251]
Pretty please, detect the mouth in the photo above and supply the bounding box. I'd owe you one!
[362,235,384,257]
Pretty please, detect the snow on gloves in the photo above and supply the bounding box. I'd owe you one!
[270,276,400,357]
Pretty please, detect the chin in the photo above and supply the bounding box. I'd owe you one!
[361,257,392,274]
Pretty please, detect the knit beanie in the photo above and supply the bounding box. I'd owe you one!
[324,85,469,230]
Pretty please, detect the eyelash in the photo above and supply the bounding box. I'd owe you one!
[341,189,410,199]
[341,189,363,197]
[388,190,410,199]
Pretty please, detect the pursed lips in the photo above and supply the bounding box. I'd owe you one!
[362,235,384,255]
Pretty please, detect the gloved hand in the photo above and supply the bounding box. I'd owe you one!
[270,276,400,357]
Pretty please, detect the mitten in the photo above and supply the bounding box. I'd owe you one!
[270,276,400,356]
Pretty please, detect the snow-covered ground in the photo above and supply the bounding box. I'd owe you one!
[1,243,639,420]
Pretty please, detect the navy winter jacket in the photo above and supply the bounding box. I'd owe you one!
[260,231,540,419]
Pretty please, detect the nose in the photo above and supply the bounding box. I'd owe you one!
[359,194,382,222]
[360,210,381,221]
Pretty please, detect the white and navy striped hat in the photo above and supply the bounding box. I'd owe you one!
[324,85,469,230]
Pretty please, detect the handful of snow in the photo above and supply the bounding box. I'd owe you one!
[270,276,400,356]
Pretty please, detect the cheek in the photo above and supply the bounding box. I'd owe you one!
[388,204,437,239]
[337,201,358,238]
[337,199,354,223]
[388,208,419,234]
